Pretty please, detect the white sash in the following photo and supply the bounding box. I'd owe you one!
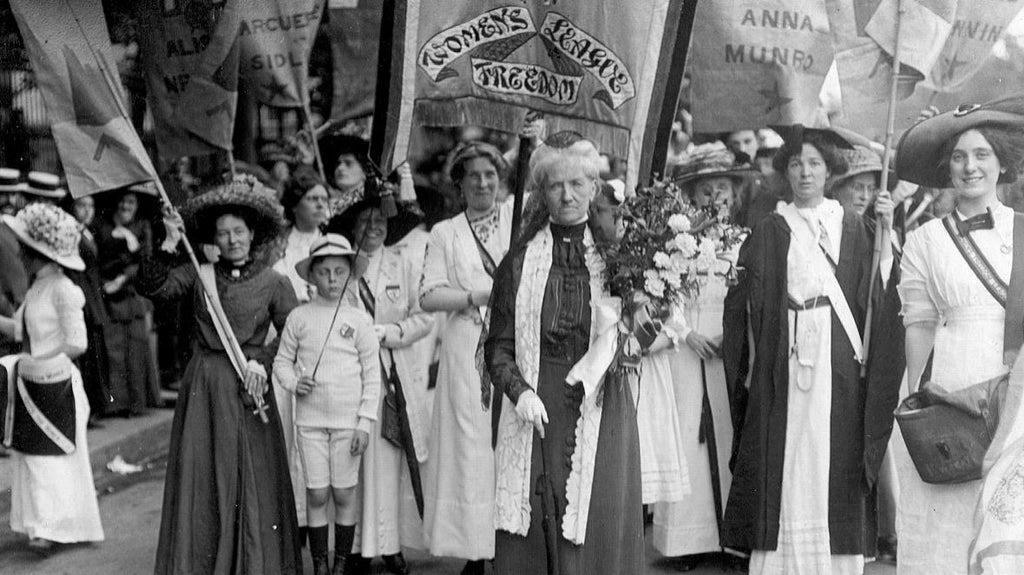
[199,264,247,381]
[8,354,77,454]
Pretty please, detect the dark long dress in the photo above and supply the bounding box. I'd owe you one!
[486,222,644,575]
[66,229,112,416]
[95,219,160,413]
[139,254,302,575]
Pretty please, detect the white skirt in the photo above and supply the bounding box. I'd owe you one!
[637,352,689,504]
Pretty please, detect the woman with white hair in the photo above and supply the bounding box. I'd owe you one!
[485,141,644,574]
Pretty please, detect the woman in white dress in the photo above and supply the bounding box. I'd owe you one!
[652,143,753,569]
[891,100,1024,574]
[0,203,104,551]
[420,142,513,575]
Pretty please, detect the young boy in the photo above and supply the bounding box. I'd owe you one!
[273,233,380,575]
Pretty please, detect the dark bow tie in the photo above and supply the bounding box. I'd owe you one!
[956,209,995,236]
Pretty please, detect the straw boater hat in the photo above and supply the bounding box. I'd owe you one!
[181,174,285,250]
[1,202,84,270]
[672,142,757,185]
[294,233,368,282]
[896,94,1024,188]
[0,168,25,193]
[23,171,66,199]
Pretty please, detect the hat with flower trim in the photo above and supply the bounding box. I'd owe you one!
[672,142,757,186]
[2,202,84,270]
[181,174,286,250]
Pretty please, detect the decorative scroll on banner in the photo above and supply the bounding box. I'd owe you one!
[138,0,246,160]
[926,0,1024,92]
[239,0,323,107]
[382,0,694,189]
[690,0,834,132]
[10,0,158,198]
[329,0,383,122]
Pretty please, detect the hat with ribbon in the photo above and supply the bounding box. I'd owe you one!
[0,168,25,193]
[896,94,1024,188]
[672,142,756,185]
[24,171,67,199]
[294,233,368,282]
[2,202,84,270]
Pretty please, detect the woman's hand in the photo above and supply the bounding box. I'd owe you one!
[112,224,141,253]
[295,375,316,396]
[161,204,185,252]
[686,331,719,360]
[350,430,370,456]
[875,190,895,230]
[515,390,549,438]
[103,274,127,295]
[244,360,268,400]
[916,105,940,124]
[520,115,547,147]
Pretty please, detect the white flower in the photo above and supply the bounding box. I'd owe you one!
[670,251,690,274]
[674,233,698,258]
[668,213,691,233]
[653,251,671,268]
[660,268,682,289]
[644,269,666,298]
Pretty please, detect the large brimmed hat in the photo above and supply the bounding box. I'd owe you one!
[895,94,1024,188]
[24,171,66,199]
[770,124,855,152]
[0,168,25,193]
[294,233,368,282]
[181,175,285,249]
[2,202,84,270]
[672,142,756,185]
[326,196,382,242]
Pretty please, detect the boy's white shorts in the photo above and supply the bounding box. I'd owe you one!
[296,426,362,489]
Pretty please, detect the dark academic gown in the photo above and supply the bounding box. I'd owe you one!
[720,208,905,555]
[66,229,112,416]
[0,221,27,356]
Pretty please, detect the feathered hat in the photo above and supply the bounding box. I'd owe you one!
[181,175,285,249]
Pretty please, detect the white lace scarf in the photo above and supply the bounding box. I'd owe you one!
[493,223,607,545]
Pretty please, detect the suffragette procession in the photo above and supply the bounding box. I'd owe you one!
[5,1,1024,574]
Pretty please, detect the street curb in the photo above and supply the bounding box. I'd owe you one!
[0,411,174,519]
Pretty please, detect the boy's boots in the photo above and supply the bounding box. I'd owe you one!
[308,525,330,575]
[333,523,357,575]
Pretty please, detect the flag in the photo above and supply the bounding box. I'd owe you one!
[329,0,383,122]
[926,0,1024,91]
[10,0,158,198]
[863,0,958,78]
[381,0,695,189]
[689,0,835,133]
[138,0,245,159]
[239,0,323,107]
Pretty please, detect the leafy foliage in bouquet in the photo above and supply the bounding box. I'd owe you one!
[601,179,747,315]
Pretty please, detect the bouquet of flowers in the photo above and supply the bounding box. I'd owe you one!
[599,179,747,361]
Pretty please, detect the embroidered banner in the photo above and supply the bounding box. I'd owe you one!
[239,0,323,107]
[690,0,834,133]
[382,0,694,189]
[10,0,159,197]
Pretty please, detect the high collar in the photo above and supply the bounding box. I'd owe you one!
[550,219,588,241]
[214,258,261,282]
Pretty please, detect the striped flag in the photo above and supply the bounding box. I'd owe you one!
[239,0,324,108]
[377,0,695,189]
[10,0,158,198]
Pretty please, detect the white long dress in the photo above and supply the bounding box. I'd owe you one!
[420,205,511,560]
[9,266,104,543]
[895,205,1013,575]
[748,201,863,575]
[652,249,737,556]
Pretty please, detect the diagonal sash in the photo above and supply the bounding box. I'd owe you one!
[465,212,498,278]
[942,215,1008,307]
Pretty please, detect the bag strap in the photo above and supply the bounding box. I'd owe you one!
[941,214,1008,307]
[1003,212,1024,363]
[464,212,498,278]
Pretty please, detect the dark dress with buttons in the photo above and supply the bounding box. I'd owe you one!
[486,222,644,575]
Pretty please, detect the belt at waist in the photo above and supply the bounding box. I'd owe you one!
[788,295,830,310]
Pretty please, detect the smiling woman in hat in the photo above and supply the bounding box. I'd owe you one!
[138,175,303,575]
[721,125,903,574]
[892,97,1024,575]
[0,202,104,552]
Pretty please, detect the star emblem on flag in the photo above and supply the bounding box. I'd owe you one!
[942,54,969,82]
[262,77,295,103]
[758,82,792,116]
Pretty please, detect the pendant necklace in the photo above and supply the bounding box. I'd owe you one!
[994,220,1012,255]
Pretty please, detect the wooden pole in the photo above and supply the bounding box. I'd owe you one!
[861,0,904,377]
[301,101,329,183]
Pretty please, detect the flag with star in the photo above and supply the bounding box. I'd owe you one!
[925,0,1024,92]
[138,0,248,160]
[689,0,834,132]
[239,0,324,108]
[10,0,158,198]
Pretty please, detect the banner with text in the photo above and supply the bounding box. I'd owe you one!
[240,0,323,107]
[10,0,158,197]
[329,0,383,122]
[138,0,245,159]
[926,0,1024,91]
[690,0,835,132]
[384,0,693,188]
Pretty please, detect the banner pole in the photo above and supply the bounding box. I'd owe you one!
[861,0,904,377]
[301,100,329,183]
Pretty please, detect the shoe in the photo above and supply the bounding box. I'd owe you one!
[383,552,409,574]
[460,559,485,575]
[330,552,347,575]
[671,554,703,572]
[312,554,330,575]
[27,537,55,555]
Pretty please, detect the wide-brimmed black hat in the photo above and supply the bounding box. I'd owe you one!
[181,175,285,249]
[770,124,855,152]
[325,196,382,243]
[895,94,1024,188]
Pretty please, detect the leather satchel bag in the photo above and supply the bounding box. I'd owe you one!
[380,357,403,448]
[895,373,1008,484]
